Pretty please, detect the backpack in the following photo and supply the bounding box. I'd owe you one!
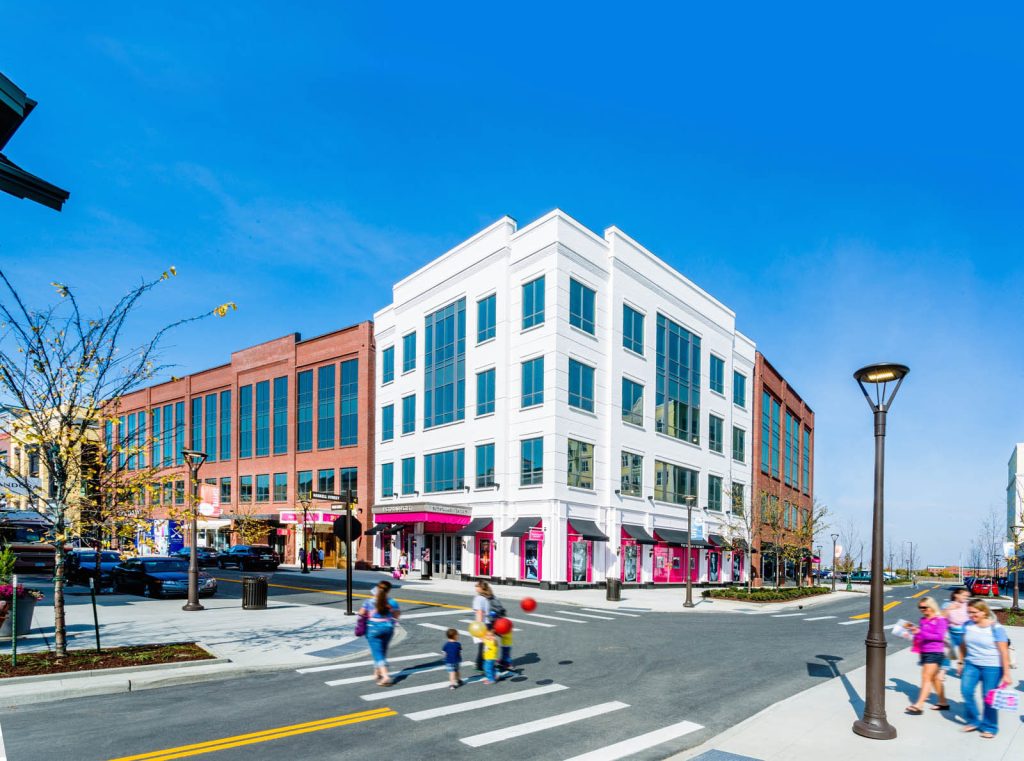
[488,596,507,621]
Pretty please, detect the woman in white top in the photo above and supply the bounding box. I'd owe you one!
[471,581,494,670]
[957,599,1012,738]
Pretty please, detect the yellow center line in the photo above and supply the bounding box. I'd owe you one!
[850,600,902,619]
[909,585,940,599]
[213,576,471,610]
[107,708,397,761]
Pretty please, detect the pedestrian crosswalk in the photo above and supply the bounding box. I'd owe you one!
[459,701,629,747]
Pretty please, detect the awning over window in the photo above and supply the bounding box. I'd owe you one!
[365,523,399,535]
[732,538,749,551]
[708,534,728,548]
[456,517,493,537]
[568,519,608,542]
[501,517,541,538]
[622,524,657,545]
[654,528,713,548]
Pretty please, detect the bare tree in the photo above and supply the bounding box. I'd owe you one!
[795,499,829,587]
[979,506,1004,579]
[723,481,753,592]
[757,488,787,588]
[839,516,865,573]
[0,269,233,657]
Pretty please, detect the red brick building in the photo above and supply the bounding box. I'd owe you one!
[111,322,376,565]
[751,352,815,586]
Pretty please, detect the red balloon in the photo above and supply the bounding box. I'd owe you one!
[520,596,537,612]
[492,617,513,635]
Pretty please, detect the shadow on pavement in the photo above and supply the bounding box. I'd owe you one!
[815,654,864,716]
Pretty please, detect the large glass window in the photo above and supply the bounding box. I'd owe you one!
[568,359,595,412]
[255,381,270,457]
[522,276,545,329]
[424,297,466,428]
[401,394,416,435]
[136,411,146,468]
[521,356,544,407]
[567,439,594,489]
[151,409,161,467]
[273,376,288,455]
[273,473,287,502]
[401,457,415,494]
[423,449,465,493]
[317,469,335,494]
[623,304,645,355]
[708,475,723,511]
[475,443,495,488]
[163,405,173,467]
[190,398,202,454]
[296,370,313,452]
[174,401,185,464]
[382,404,394,441]
[655,314,701,444]
[802,428,811,495]
[340,467,357,498]
[317,365,335,449]
[761,391,771,474]
[402,332,417,373]
[256,474,270,503]
[731,482,745,515]
[654,460,698,505]
[520,437,543,486]
[709,414,724,453]
[204,394,217,461]
[790,414,801,487]
[381,463,394,497]
[477,294,496,343]
[219,390,231,460]
[733,426,746,462]
[771,397,781,478]
[709,355,725,394]
[476,369,495,416]
[340,359,358,446]
[220,477,232,504]
[382,346,394,384]
[784,412,793,486]
[239,386,253,458]
[620,451,643,497]
[239,475,253,502]
[569,278,595,334]
[733,371,746,408]
[297,470,312,499]
[622,378,643,426]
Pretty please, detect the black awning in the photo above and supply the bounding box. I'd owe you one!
[732,538,749,551]
[622,524,657,545]
[365,523,395,535]
[456,517,493,537]
[708,534,728,548]
[568,519,608,542]
[500,517,541,538]
[654,528,712,548]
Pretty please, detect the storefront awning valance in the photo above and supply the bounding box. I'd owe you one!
[732,538,749,551]
[365,523,399,535]
[622,524,657,545]
[568,519,608,542]
[372,502,471,526]
[708,533,728,548]
[456,517,493,537]
[654,528,713,548]
[221,513,278,521]
[501,517,541,538]
[197,519,230,530]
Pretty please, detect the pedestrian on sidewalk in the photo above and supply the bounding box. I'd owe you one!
[443,628,463,690]
[317,547,325,569]
[399,551,409,579]
[497,626,514,674]
[957,599,1013,738]
[942,588,970,677]
[471,581,494,670]
[904,596,949,714]
[481,629,499,684]
[298,546,307,571]
[359,580,401,686]
[308,544,317,569]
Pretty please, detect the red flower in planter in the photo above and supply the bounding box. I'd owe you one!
[0,583,44,601]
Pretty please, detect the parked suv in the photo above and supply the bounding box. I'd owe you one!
[66,548,124,590]
[218,545,280,571]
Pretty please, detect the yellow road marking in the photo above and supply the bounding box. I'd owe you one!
[108,708,396,761]
[213,576,470,610]
[909,585,939,599]
[850,600,902,619]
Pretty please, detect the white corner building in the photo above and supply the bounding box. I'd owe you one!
[371,210,755,588]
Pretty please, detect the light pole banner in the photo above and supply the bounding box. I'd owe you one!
[1005,541,1015,559]
[198,483,221,517]
[834,544,844,558]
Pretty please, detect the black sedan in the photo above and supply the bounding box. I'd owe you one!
[217,545,280,571]
[66,549,124,590]
[172,547,221,567]
[112,556,218,598]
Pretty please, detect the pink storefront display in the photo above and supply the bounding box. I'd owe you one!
[522,526,543,581]
[565,519,609,583]
[620,524,656,583]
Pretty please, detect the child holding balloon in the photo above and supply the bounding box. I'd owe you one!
[481,629,500,683]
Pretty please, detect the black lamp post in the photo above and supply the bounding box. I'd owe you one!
[816,544,822,585]
[683,494,700,609]
[299,497,311,574]
[851,362,909,741]
[830,533,839,593]
[181,448,208,612]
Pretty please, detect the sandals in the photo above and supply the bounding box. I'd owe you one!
[930,704,950,711]
[979,732,995,739]
[905,706,923,715]
[961,726,978,733]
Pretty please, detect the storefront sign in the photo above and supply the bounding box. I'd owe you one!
[280,512,340,524]
[528,527,544,541]
[378,502,471,516]
[0,476,41,497]
[691,523,705,541]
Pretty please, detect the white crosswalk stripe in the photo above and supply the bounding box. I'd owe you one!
[557,610,615,620]
[399,609,470,620]
[580,608,640,618]
[839,619,869,625]
[419,622,470,637]
[405,683,569,721]
[460,701,630,747]
[361,674,487,701]
[324,660,466,687]
[504,616,556,628]
[296,652,438,674]
[803,616,837,621]
[771,613,804,618]
[528,613,587,624]
[562,719,704,760]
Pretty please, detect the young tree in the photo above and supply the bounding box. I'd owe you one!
[798,499,829,587]
[723,481,753,592]
[757,488,786,588]
[0,269,233,657]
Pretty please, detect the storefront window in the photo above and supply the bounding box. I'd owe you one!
[623,544,639,582]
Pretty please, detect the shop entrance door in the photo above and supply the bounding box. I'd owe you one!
[669,546,685,583]
[653,546,670,583]
[429,534,462,578]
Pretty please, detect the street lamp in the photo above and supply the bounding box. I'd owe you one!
[180,448,208,612]
[683,494,702,609]
[299,497,311,574]
[851,361,909,741]
[830,533,839,593]
[990,554,1000,598]
[816,544,822,586]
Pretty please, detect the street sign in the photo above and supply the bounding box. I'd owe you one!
[311,491,342,502]
[333,514,362,541]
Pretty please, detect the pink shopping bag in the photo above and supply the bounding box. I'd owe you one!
[984,687,1019,711]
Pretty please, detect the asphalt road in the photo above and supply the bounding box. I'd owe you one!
[3,573,942,761]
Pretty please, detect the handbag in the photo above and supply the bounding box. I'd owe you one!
[984,687,1018,711]
[354,613,367,637]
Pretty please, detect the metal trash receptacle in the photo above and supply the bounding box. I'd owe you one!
[606,578,622,601]
[242,575,268,610]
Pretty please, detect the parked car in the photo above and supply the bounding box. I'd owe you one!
[969,577,998,596]
[112,556,217,598]
[66,549,124,590]
[217,545,280,571]
[172,546,221,567]
[849,571,872,583]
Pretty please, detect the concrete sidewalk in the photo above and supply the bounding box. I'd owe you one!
[674,628,1024,761]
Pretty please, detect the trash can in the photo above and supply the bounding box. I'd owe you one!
[606,577,622,602]
[242,575,268,610]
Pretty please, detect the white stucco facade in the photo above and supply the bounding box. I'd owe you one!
[372,210,755,587]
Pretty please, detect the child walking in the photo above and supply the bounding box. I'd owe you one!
[443,628,463,690]
[481,630,499,684]
[498,627,514,674]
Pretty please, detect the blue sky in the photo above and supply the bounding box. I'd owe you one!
[3,4,1021,565]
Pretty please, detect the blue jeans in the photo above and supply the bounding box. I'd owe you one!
[961,662,1002,734]
[366,621,394,668]
[483,659,496,681]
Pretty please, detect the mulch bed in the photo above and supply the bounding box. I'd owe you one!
[994,609,1024,627]
[0,643,213,678]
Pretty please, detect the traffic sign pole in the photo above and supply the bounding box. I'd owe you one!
[316,489,360,616]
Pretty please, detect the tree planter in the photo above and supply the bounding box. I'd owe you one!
[0,597,37,638]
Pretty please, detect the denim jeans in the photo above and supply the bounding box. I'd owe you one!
[961,662,1002,734]
[366,621,394,668]
[483,659,497,681]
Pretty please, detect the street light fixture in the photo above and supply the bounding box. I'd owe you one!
[299,497,311,574]
[180,448,208,612]
[683,494,702,609]
[990,554,1000,599]
[851,361,909,741]
[816,544,822,585]
[830,533,840,593]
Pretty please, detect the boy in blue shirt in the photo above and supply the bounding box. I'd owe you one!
[443,628,463,689]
